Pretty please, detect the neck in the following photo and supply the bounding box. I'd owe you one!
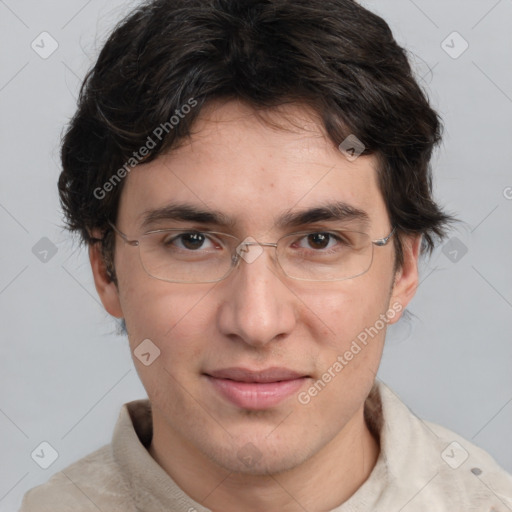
[149,404,380,512]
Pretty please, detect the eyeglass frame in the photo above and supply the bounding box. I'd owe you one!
[107,220,396,284]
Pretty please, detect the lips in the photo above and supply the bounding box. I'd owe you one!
[207,367,306,383]
[205,367,309,410]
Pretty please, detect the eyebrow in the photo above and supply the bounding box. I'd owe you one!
[275,201,371,230]
[140,203,235,230]
[139,200,371,231]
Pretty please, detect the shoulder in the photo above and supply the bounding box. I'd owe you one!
[19,444,135,512]
[422,419,512,510]
[373,382,512,511]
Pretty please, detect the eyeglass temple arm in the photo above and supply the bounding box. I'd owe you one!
[108,221,139,246]
[372,227,396,247]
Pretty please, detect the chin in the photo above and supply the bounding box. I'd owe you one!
[205,436,313,476]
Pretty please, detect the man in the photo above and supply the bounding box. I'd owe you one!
[21,0,512,510]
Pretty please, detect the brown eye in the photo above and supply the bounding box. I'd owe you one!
[306,233,331,250]
[163,232,212,251]
[179,233,206,250]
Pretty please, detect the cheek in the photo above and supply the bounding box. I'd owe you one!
[298,278,391,347]
[119,276,216,365]
[297,276,393,399]
[296,285,391,421]
[120,281,219,411]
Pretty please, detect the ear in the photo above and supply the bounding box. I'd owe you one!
[89,232,123,318]
[387,234,422,325]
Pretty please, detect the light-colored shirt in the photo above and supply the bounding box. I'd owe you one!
[20,381,512,511]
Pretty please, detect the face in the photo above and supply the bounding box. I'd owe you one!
[91,100,420,475]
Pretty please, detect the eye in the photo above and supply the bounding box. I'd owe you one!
[163,232,217,251]
[295,232,347,251]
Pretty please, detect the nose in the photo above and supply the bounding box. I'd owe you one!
[216,244,297,348]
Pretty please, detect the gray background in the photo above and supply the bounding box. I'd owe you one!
[1,0,511,510]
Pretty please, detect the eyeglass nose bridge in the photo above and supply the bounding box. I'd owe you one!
[241,241,278,249]
[231,240,279,267]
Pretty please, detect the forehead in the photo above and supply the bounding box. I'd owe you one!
[117,100,388,234]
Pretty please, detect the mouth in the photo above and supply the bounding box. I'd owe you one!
[204,367,310,410]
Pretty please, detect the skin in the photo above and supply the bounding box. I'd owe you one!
[90,100,421,512]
